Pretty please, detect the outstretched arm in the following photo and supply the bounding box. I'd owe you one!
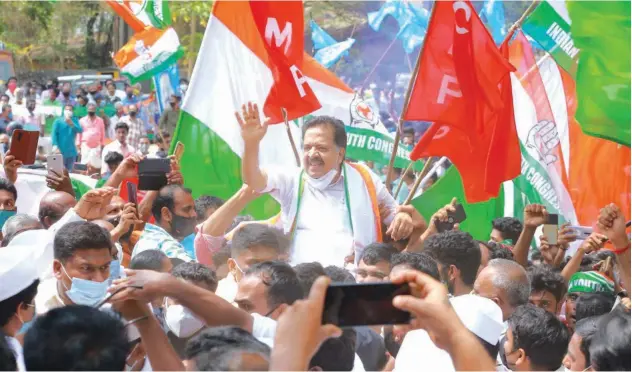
[236,102,269,191]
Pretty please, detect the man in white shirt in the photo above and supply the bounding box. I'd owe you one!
[237,103,414,267]
[101,122,135,173]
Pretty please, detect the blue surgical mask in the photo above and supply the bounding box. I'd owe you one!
[0,209,16,230]
[61,265,109,306]
[17,303,36,334]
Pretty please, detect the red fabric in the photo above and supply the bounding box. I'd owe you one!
[403,0,513,139]
[250,0,321,123]
[408,1,519,203]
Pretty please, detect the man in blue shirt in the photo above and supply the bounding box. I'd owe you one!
[51,104,83,170]
[0,104,11,134]
[121,85,139,107]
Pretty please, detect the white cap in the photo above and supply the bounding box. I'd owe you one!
[450,294,504,345]
[0,245,40,301]
[8,229,55,278]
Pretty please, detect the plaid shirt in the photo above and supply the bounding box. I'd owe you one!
[121,115,145,150]
[132,223,193,262]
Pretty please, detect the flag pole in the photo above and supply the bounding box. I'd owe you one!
[403,157,434,205]
[404,156,448,204]
[282,108,301,166]
[384,2,431,193]
[393,161,414,200]
[333,23,358,75]
[503,0,539,44]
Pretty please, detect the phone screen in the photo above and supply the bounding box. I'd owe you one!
[127,182,138,206]
[322,282,411,327]
[543,213,559,244]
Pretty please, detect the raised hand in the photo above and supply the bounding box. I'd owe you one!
[427,197,457,235]
[557,223,578,249]
[579,232,607,254]
[597,203,629,248]
[74,187,116,220]
[524,204,548,228]
[115,154,143,180]
[235,102,268,145]
[3,151,22,184]
[167,156,183,185]
[386,212,414,241]
[46,169,75,197]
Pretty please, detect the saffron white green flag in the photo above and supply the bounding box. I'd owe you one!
[114,27,183,84]
[173,1,413,218]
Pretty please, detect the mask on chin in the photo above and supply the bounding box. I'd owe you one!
[304,167,338,191]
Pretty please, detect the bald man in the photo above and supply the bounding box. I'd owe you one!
[472,258,531,321]
[38,191,77,228]
[1,214,43,246]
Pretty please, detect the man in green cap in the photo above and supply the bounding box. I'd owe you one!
[565,271,615,330]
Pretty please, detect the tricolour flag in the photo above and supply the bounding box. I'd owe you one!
[172,1,417,219]
[113,27,183,84]
[106,0,171,30]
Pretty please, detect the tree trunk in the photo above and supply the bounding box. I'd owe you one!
[187,13,197,78]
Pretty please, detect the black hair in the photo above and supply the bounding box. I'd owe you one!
[172,262,218,292]
[302,115,347,149]
[491,217,523,245]
[423,231,481,285]
[24,305,130,371]
[185,326,270,371]
[574,316,600,370]
[528,265,567,302]
[212,245,231,270]
[104,151,124,166]
[508,304,569,371]
[390,252,441,281]
[114,122,129,133]
[490,245,515,261]
[309,329,356,371]
[575,293,616,323]
[324,265,356,283]
[245,261,304,307]
[231,224,289,258]
[359,242,398,266]
[0,279,39,327]
[151,185,192,222]
[0,178,17,202]
[294,262,326,295]
[129,249,168,271]
[589,311,630,371]
[476,335,500,361]
[53,221,113,262]
[0,331,16,371]
[194,195,224,221]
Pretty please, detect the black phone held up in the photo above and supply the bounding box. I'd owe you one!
[322,282,411,327]
[435,203,467,233]
[137,158,170,191]
[127,182,138,206]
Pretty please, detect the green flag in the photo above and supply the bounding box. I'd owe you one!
[410,166,505,241]
[567,1,631,147]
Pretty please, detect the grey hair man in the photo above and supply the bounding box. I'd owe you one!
[1,213,43,246]
[473,258,530,321]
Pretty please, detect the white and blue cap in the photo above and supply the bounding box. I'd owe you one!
[0,245,40,302]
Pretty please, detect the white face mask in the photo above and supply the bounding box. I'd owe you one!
[64,110,73,119]
[165,302,204,338]
[304,167,338,191]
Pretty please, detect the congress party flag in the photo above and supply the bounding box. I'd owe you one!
[106,0,171,30]
[172,0,414,219]
[114,27,183,84]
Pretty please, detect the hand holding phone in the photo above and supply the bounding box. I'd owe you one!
[137,158,170,190]
[47,155,64,177]
[173,141,185,164]
[542,214,559,245]
[435,202,467,233]
[322,282,411,327]
[9,129,39,165]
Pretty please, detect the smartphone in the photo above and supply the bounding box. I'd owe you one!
[46,154,64,177]
[436,203,467,233]
[126,182,138,206]
[173,141,185,164]
[322,282,411,327]
[137,158,170,190]
[568,225,592,240]
[73,163,88,172]
[543,213,559,244]
[9,129,39,165]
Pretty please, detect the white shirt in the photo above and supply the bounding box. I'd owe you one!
[6,336,25,371]
[216,272,238,304]
[263,166,397,267]
[101,140,135,173]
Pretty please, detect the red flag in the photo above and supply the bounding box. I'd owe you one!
[250,1,321,123]
[403,0,513,138]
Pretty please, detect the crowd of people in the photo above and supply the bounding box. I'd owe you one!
[0,76,188,178]
[0,91,630,371]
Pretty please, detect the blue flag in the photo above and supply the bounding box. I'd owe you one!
[480,0,506,45]
[310,20,337,50]
[314,38,356,68]
[153,63,180,114]
[368,0,429,54]
[397,22,426,54]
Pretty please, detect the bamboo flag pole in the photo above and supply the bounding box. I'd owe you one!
[282,108,301,166]
[502,0,540,44]
[403,157,435,205]
[403,156,448,204]
[393,161,414,200]
[332,23,358,75]
[384,3,434,192]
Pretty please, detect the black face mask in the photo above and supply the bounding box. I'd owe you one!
[27,105,35,112]
[170,102,176,108]
[170,212,196,239]
[63,91,70,97]
[127,92,134,98]
[129,112,137,117]
[88,111,96,116]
